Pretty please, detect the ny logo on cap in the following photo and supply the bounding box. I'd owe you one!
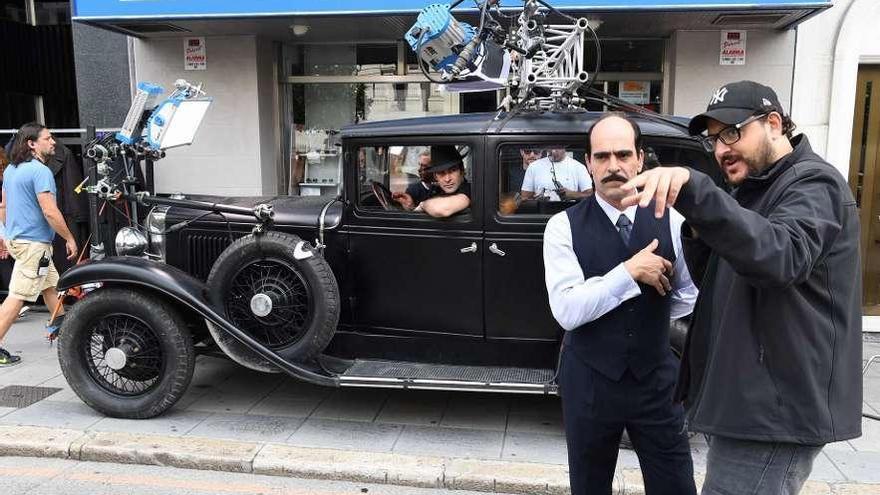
[710,87,728,106]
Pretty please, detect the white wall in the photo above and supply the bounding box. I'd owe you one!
[670,30,796,119]
[793,0,880,177]
[132,36,269,196]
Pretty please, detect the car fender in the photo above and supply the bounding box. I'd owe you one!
[58,257,338,387]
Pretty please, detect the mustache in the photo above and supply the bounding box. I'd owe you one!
[721,152,741,163]
[601,173,628,184]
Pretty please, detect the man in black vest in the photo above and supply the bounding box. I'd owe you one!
[543,113,697,495]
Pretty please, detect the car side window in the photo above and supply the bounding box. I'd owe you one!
[498,144,591,216]
[357,144,473,218]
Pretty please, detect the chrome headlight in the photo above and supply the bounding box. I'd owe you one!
[115,227,148,257]
[145,206,169,262]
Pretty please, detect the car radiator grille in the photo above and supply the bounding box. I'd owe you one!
[185,232,234,281]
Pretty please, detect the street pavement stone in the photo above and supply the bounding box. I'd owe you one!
[254,444,445,488]
[441,394,510,431]
[506,411,564,435]
[186,413,304,443]
[247,395,323,418]
[0,399,103,430]
[444,458,570,494]
[287,417,402,452]
[92,409,212,437]
[501,431,568,464]
[78,430,261,473]
[824,439,857,452]
[375,390,448,426]
[311,389,389,422]
[186,391,269,414]
[0,424,85,458]
[848,416,880,452]
[825,450,880,483]
[810,451,848,483]
[393,425,505,459]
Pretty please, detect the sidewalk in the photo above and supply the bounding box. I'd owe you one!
[0,312,878,494]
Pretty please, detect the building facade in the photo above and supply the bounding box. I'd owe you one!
[67,0,880,314]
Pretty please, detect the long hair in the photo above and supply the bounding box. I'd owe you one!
[9,122,46,165]
[0,147,8,178]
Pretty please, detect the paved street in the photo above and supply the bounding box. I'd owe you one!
[0,456,515,495]
[0,311,878,493]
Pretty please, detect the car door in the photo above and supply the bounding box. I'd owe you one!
[344,138,484,337]
[482,136,588,342]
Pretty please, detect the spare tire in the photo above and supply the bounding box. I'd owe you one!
[205,231,339,372]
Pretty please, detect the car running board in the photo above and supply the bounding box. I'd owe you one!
[337,359,558,395]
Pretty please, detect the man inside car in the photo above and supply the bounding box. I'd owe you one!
[521,147,592,201]
[393,146,470,218]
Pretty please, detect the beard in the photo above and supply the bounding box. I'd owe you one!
[718,136,775,185]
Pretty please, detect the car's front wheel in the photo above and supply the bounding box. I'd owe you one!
[57,288,195,419]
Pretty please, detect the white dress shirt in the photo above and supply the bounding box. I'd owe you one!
[543,194,698,331]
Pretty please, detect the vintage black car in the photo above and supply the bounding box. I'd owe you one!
[55,110,721,418]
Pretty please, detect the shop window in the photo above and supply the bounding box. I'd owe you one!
[498,144,590,217]
[34,1,70,25]
[357,144,473,218]
[585,39,664,73]
[356,44,397,77]
[1,1,27,23]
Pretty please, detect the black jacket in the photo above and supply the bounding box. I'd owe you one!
[674,135,862,445]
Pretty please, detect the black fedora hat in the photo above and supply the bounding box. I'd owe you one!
[425,145,463,173]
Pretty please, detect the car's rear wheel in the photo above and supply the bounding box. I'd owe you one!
[57,288,194,419]
[205,232,339,372]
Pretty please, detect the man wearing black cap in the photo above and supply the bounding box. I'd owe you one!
[393,145,471,218]
[621,81,863,494]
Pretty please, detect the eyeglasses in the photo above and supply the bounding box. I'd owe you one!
[700,113,768,153]
[522,148,541,155]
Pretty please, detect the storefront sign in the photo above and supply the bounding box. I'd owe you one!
[618,81,650,105]
[720,30,746,66]
[72,1,831,19]
[184,37,206,71]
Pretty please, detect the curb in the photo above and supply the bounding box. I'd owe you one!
[0,425,876,494]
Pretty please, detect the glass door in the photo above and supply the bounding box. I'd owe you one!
[848,65,880,314]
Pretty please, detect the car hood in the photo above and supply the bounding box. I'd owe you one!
[162,195,343,229]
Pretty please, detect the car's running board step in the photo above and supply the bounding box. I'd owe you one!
[338,359,558,394]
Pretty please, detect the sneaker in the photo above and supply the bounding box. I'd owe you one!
[0,347,21,366]
[17,306,30,319]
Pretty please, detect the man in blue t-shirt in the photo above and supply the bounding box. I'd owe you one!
[0,123,78,366]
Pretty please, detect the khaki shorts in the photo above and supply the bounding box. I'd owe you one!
[6,240,59,302]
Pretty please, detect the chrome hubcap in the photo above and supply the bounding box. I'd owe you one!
[250,293,273,317]
[104,347,128,370]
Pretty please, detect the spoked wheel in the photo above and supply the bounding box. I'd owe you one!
[225,258,312,349]
[86,314,165,394]
[58,288,194,419]
[206,231,339,372]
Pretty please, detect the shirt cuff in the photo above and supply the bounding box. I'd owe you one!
[605,263,641,301]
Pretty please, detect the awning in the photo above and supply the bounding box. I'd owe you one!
[72,0,831,20]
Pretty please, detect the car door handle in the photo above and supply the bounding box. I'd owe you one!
[489,243,506,257]
[460,242,478,253]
